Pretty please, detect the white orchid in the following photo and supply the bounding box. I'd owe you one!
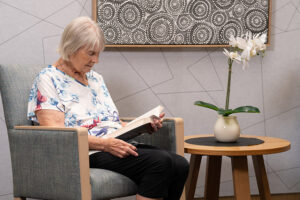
[223,49,241,62]
[229,35,247,50]
[253,34,267,52]
[228,32,267,69]
[229,35,238,47]
[195,32,267,116]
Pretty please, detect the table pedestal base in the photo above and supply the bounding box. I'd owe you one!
[186,155,271,200]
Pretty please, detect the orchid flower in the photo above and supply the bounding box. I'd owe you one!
[253,34,267,52]
[195,31,267,116]
[229,35,238,47]
[236,37,248,50]
[223,49,241,62]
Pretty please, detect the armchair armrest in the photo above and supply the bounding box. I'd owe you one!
[10,126,91,200]
[167,117,184,156]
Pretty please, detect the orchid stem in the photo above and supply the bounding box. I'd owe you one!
[225,58,233,110]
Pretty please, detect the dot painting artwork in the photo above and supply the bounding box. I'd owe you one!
[93,0,271,47]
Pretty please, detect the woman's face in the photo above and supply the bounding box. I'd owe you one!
[69,46,100,74]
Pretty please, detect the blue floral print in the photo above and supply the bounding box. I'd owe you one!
[101,84,109,97]
[71,94,79,103]
[65,113,78,127]
[92,126,108,137]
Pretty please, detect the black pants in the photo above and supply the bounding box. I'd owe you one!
[89,144,189,199]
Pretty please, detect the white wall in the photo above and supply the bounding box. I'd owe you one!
[1,0,300,199]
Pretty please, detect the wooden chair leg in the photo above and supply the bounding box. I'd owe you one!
[204,156,222,200]
[252,155,272,200]
[180,187,187,200]
[185,154,202,200]
[231,156,251,200]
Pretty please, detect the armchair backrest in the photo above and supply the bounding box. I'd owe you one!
[0,65,43,129]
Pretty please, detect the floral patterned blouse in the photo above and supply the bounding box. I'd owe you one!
[27,65,122,137]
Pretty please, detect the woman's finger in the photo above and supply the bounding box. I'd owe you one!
[159,112,165,118]
[121,143,138,156]
[157,123,162,129]
[126,147,138,157]
[120,141,137,151]
[112,151,124,158]
[116,149,127,158]
[128,144,137,151]
[151,123,158,131]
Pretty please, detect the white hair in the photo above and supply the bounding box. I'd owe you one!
[58,16,105,61]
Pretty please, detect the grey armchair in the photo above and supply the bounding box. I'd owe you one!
[0,65,185,200]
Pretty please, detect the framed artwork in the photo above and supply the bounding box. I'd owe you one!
[92,0,271,47]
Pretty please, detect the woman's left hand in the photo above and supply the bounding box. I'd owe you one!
[150,112,165,132]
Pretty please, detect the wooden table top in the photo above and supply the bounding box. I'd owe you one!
[184,134,291,156]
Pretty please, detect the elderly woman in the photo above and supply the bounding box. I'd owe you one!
[27,16,189,200]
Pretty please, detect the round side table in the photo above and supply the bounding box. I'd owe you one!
[184,134,291,200]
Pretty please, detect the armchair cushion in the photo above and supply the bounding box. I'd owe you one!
[90,168,137,200]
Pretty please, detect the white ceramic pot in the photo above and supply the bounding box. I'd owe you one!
[214,115,240,142]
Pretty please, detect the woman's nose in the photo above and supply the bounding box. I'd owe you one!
[92,55,99,63]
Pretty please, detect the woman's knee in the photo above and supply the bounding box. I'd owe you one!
[150,150,173,173]
[173,154,190,178]
[154,151,190,179]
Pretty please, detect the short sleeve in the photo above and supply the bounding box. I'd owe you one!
[27,71,64,123]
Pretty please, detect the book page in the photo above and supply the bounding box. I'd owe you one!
[127,105,164,126]
[105,105,164,140]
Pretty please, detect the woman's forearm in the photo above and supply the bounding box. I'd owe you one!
[88,135,106,151]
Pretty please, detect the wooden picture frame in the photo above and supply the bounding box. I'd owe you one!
[92,0,271,48]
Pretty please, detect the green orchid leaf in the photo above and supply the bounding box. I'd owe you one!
[194,101,220,111]
[217,106,259,116]
[218,109,232,116]
[231,106,260,114]
[194,102,260,116]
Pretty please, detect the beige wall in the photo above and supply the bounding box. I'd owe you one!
[1,0,300,199]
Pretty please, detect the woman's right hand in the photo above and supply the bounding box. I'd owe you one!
[102,138,138,158]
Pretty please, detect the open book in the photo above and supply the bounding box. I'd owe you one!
[106,105,164,141]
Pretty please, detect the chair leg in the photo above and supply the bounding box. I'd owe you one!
[14,197,26,200]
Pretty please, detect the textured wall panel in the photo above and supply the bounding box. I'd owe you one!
[95,0,271,45]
